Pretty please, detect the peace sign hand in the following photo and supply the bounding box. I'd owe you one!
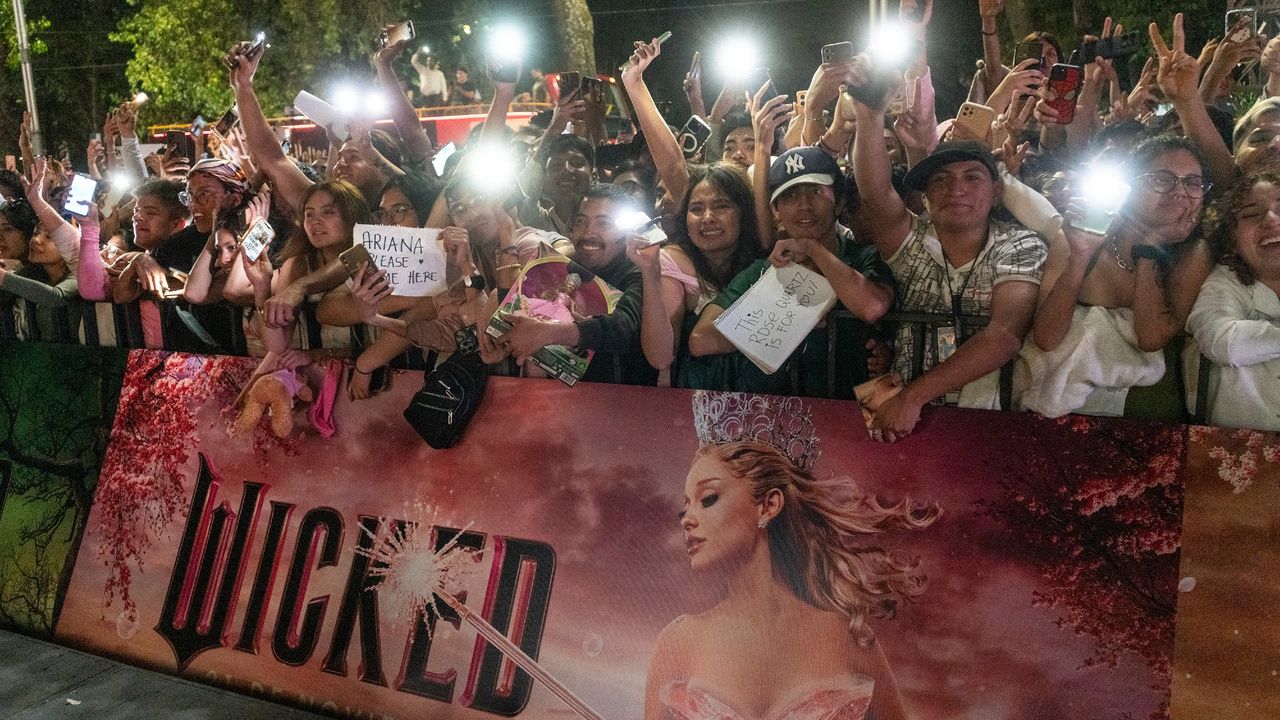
[1148,13,1199,105]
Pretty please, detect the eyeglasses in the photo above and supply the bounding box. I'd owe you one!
[1138,171,1212,198]
[179,187,225,207]
[373,204,416,224]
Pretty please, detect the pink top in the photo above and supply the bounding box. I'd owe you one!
[660,676,874,720]
[659,248,717,315]
[76,223,108,301]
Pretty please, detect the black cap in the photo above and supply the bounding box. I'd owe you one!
[768,147,841,203]
[902,140,1000,192]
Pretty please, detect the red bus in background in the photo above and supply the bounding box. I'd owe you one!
[145,75,632,165]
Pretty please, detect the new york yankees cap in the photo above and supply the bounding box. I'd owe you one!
[768,147,840,203]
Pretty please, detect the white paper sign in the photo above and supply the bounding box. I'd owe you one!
[713,263,837,374]
[354,224,447,297]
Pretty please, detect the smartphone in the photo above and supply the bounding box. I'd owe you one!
[954,102,996,143]
[1081,31,1144,65]
[579,76,603,103]
[557,71,581,100]
[1013,41,1043,73]
[821,41,855,65]
[1073,185,1131,236]
[491,60,520,84]
[636,217,667,245]
[676,115,713,159]
[339,244,380,279]
[796,89,809,115]
[380,20,415,48]
[619,32,672,72]
[1153,102,1174,117]
[245,32,266,60]
[63,173,98,217]
[165,130,195,163]
[1226,8,1258,40]
[845,67,898,111]
[214,106,239,138]
[744,67,778,99]
[238,217,275,263]
[190,115,206,137]
[1045,64,1083,125]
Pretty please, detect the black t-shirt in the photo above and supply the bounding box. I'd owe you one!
[153,225,239,353]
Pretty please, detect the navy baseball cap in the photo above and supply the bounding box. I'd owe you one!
[768,147,841,203]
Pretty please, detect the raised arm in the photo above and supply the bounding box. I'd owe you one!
[625,240,685,372]
[751,88,794,252]
[22,158,80,265]
[1150,14,1235,187]
[621,37,692,204]
[978,0,1008,91]
[850,60,913,258]
[481,63,518,144]
[77,211,110,301]
[227,44,314,214]
[373,33,434,168]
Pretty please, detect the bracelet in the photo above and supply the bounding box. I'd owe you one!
[981,29,999,36]
[803,109,824,122]
[495,263,523,273]
[815,136,842,157]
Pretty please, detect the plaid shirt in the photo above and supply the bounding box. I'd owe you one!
[887,214,1046,385]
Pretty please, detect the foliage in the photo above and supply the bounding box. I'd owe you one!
[0,343,125,634]
[110,0,418,125]
[983,414,1186,719]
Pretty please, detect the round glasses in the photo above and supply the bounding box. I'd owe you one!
[1138,171,1212,198]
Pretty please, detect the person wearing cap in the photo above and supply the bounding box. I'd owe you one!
[687,146,894,397]
[852,83,1047,440]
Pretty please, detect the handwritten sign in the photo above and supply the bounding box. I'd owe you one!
[713,263,836,374]
[353,224,447,297]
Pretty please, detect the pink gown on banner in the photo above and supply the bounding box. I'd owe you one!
[660,675,874,720]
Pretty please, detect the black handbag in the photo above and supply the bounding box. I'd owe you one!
[403,325,489,449]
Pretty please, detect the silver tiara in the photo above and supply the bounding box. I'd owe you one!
[691,391,820,472]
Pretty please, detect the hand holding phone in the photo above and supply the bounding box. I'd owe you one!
[1044,64,1083,125]
[239,217,275,263]
[676,115,713,158]
[821,42,855,65]
[380,21,415,48]
[339,244,380,279]
[63,173,99,218]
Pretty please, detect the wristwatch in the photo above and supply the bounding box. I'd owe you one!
[463,273,487,290]
[1130,244,1168,265]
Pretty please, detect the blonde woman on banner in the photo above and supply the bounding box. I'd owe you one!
[646,392,939,720]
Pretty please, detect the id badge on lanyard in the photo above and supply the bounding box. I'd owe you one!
[935,292,964,364]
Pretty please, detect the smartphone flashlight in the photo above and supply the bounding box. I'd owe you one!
[716,36,762,80]
[133,91,150,106]
[1072,164,1132,236]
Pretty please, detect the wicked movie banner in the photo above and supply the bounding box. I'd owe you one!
[2,348,1267,719]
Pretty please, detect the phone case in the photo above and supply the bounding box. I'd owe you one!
[239,218,275,263]
[954,103,996,143]
[1045,64,1083,125]
[557,72,581,99]
[339,245,378,278]
[821,42,854,65]
[677,116,713,159]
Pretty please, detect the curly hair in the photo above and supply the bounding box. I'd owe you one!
[1203,164,1280,286]
[695,442,940,647]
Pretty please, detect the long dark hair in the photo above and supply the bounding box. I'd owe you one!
[674,163,764,292]
[278,180,370,263]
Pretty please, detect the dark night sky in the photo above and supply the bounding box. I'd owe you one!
[431,0,985,120]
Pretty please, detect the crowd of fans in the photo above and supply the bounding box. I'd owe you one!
[2,0,1279,437]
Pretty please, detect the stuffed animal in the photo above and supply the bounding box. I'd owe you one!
[232,367,314,438]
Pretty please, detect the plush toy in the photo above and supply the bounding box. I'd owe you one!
[232,366,314,438]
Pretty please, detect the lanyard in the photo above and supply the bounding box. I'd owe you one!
[940,236,993,330]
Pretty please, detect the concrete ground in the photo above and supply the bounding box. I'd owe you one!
[0,628,327,719]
